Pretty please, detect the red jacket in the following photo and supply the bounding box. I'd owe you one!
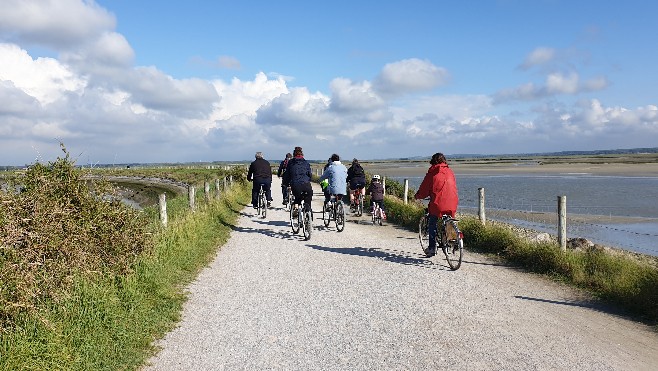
[414,163,458,217]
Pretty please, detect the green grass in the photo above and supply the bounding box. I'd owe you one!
[1,147,250,370]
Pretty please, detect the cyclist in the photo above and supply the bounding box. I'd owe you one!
[366,174,385,217]
[282,146,313,213]
[414,153,458,257]
[319,153,347,207]
[247,151,273,209]
[346,158,366,210]
[321,157,332,204]
[277,152,292,205]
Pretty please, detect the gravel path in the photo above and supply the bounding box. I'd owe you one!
[144,177,658,370]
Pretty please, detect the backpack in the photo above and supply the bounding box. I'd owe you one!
[352,164,364,177]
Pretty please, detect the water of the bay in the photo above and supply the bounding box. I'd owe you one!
[391,174,658,257]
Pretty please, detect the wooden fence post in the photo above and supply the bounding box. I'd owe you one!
[229,175,233,186]
[403,179,409,204]
[215,179,221,199]
[478,188,486,225]
[382,177,386,196]
[204,181,210,202]
[159,193,167,227]
[188,186,196,211]
[224,177,228,191]
[558,196,567,251]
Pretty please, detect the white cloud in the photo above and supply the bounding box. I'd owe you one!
[0,0,115,49]
[0,43,86,105]
[373,58,449,97]
[520,47,556,69]
[493,72,608,103]
[329,78,384,112]
[218,56,241,70]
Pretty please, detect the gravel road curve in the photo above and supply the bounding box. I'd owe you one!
[144,177,658,370]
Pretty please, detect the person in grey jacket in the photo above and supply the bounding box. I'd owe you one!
[319,153,348,206]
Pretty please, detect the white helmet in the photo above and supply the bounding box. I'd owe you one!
[373,174,381,180]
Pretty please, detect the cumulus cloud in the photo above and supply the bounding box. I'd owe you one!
[329,78,384,112]
[373,58,450,97]
[0,0,115,49]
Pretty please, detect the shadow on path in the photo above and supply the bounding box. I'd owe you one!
[307,244,449,270]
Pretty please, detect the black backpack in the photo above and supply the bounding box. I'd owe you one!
[352,164,365,177]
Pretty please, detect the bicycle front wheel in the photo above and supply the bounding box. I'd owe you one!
[443,220,463,270]
[303,210,312,240]
[290,206,300,234]
[418,215,430,254]
[336,202,345,232]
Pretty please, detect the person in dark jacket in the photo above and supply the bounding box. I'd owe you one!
[247,152,273,208]
[346,158,367,208]
[277,152,292,204]
[414,152,458,257]
[282,146,313,212]
[366,174,385,213]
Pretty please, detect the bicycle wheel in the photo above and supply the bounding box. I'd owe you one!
[260,193,267,218]
[323,202,331,227]
[418,215,430,254]
[335,202,345,232]
[303,210,312,240]
[443,219,463,270]
[290,206,300,234]
[371,205,376,225]
[355,194,363,216]
[377,208,383,226]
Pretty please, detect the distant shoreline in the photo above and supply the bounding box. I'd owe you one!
[363,161,658,178]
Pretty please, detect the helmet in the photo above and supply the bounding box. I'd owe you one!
[373,174,380,180]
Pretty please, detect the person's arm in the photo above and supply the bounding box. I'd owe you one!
[414,173,431,199]
[247,163,254,181]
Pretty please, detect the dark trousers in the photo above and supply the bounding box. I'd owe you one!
[291,182,313,211]
[428,214,439,252]
[251,179,272,206]
[281,183,290,202]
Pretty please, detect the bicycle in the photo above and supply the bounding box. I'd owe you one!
[418,209,464,270]
[350,188,364,216]
[322,194,345,232]
[284,186,293,211]
[371,202,383,226]
[290,192,313,240]
[257,184,267,218]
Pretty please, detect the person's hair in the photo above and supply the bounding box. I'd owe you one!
[255,152,263,159]
[331,153,340,162]
[293,147,303,157]
[286,153,292,159]
[430,153,447,165]
[352,158,359,165]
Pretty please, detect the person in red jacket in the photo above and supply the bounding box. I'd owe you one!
[414,153,458,257]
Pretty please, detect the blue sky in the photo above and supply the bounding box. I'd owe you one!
[1,0,657,165]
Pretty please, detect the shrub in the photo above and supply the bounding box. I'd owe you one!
[0,146,151,330]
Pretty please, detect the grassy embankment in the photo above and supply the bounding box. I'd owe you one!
[0,149,250,370]
[375,175,658,327]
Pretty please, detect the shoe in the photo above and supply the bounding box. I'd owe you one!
[282,200,288,205]
[424,247,436,257]
[267,201,271,207]
[292,209,298,218]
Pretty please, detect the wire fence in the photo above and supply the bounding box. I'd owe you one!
[459,199,658,257]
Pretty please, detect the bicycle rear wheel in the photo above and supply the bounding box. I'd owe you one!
[303,210,312,240]
[323,202,331,227]
[355,194,363,216]
[377,208,383,226]
[443,219,463,270]
[260,193,267,218]
[290,206,300,234]
[371,205,376,225]
[336,202,345,232]
[418,215,430,254]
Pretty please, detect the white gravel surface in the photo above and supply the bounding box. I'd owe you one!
[144,178,658,370]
